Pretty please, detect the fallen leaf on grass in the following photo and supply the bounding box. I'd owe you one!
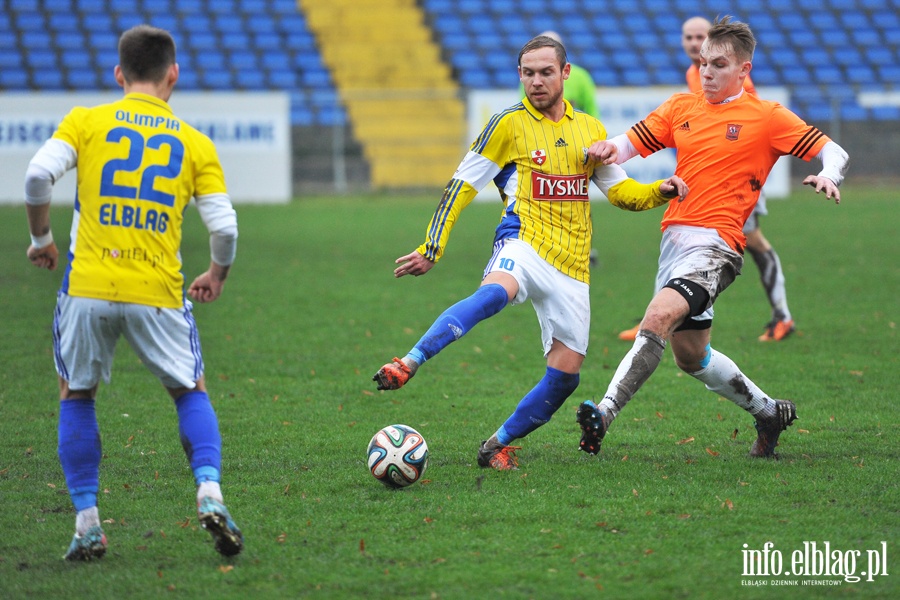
[705,448,719,457]
[423,517,434,524]
[277,532,287,543]
[359,539,365,554]
[723,498,734,510]
[731,429,739,440]
[797,429,809,434]
[677,437,695,445]
[678,514,691,519]
[656,411,665,419]
[218,565,234,574]
[632,489,639,497]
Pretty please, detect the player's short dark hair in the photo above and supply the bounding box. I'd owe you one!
[118,25,176,84]
[518,35,567,70]
[707,16,756,62]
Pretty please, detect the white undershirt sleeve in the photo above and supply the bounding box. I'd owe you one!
[24,139,77,205]
[815,141,850,187]
[195,193,238,266]
[607,133,640,164]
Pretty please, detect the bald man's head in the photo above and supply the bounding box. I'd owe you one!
[682,16,712,66]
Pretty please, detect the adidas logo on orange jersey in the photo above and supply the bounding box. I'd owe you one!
[555,137,567,147]
[679,121,691,131]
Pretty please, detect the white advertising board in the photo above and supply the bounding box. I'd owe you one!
[0,91,291,204]
[466,86,791,200]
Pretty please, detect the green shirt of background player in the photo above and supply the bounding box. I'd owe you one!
[518,30,599,117]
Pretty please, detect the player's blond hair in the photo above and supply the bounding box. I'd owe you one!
[708,16,756,63]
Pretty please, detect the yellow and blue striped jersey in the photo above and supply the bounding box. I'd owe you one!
[53,92,228,308]
[417,98,670,284]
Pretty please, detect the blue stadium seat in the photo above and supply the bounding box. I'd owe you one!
[75,0,107,14]
[851,29,882,47]
[114,14,144,32]
[208,0,237,15]
[301,68,332,89]
[10,0,40,8]
[56,32,87,50]
[45,0,74,10]
[108,0,139,12]
[188,33,219,51]
[67,68,100,89]
[800,48,832,68]
[848,65,878,85]
[592,69,620,87]
[83,14,113,32]
[870,106,900,120]
[459,70,492,89]
[262,51,291,71]
[0,69,29,88]
[878,65,900,83]
[33,70,66,90]
[253,32,282,50]
[832,47,863,67]
[813,65,844,85]
[176,70,199,90]
[839,102,868,121]
[26,49,57,68]
[864,47,895,67]
[195,52,226,71]
[235,71,265,89]
[15,12,46,32]
[285,32,316,52]
[268,69,298,88]
[247,14,277,33]
[317,107,346,127]
[622,71,651,86]
[62,49,93,69]
[48,13,79,32]
[89,33,119,53]
[270,0,300,14]
[201,71,234,89]
[882,28,900,45]
[214,15,245,35]
[0,49,23,68]
[180,14,213,33]
[229,49,258,70]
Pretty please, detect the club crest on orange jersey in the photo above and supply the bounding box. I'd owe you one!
[726,124,742,141]
[531,149,547,165]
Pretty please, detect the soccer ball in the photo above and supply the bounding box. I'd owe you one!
[367,424,429,488]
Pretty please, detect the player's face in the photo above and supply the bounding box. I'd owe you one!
[519,47,569,112]
[699,41,751,103]
[682,21,708,65]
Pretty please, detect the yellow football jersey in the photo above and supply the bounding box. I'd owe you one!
[418,98,668,283]
[54,93,227,308]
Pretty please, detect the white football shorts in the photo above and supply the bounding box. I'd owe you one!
[655,225,744,324]
[483,238,590,356]
[53,293,204,390]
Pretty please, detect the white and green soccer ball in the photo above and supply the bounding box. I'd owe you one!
[367,424,429,488]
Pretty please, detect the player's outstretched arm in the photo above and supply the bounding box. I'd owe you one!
[393,250,435,278]
[188,262,229,303]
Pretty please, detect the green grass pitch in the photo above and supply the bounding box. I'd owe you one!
[0,184,896,598]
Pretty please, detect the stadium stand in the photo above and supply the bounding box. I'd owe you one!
[0,0,897,188]
[419,0,900,123]
[0,0,346,127]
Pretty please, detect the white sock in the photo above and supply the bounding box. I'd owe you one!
[76,507,100,535]
[197,481,223,504]
[690,348,776,418]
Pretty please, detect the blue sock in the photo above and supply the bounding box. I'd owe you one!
[174,391,222,484]
[58,399,101,512]
[497,367,580,444]
[410,283,508,363]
